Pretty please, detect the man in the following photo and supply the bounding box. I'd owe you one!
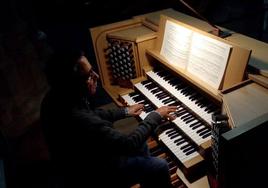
[41,49,177,188]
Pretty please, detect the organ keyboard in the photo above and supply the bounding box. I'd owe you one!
[121,82,208,182]
[132,69,218,149]
[158,127,203,165]
[146,70,220,125]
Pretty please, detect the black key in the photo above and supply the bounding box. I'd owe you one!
[166,129,176,134]
[189,121,202,128]
[151,88,161,94]
[176,139,186,146]
[183,115,195,122]
[168,131,179,137]
[170,133,180,139]
[181,113,192,120]
[185,117,197,124]
[162,98,174,104]
[181,143,191,150]
[202,132,211,139]
[129,92,139,97]
[185,148,196,155]
[168,101,180,106]
[183,146,195,153]
[141,80,151,85]
[199,129,211,136]
[175,110,188,117]
[158,94,170,100]
[174,137,184,143]
[192,123,203,130]
[196,127,208,134]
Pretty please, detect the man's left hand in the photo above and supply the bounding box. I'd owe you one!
[127,104,144,116]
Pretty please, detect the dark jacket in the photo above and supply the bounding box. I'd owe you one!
[40,89,162,185]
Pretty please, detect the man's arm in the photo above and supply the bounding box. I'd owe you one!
[72,106,176,155]
[93,107,126,122]
[94,104,144,122]
[72,109,162,155]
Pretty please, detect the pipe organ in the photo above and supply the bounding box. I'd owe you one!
[90,8,268,188]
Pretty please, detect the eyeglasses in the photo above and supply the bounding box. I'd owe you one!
[84,69,98,81]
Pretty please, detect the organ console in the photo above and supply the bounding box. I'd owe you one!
[90,8,268,188]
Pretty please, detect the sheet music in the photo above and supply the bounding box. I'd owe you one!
[160,20,192,69]
[187,32,231,89]
[160,19,232,89]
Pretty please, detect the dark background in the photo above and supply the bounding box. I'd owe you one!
[0,0,267,187]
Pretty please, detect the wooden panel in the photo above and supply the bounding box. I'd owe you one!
[107,25,156,42]
[133,8,213,33]
[222,46,251,89]
[136,39,156,73]
[177,168,210,188]
[222,82,268,128]
[248,73,268,89]
[226,33,268,77]
[90,19,157,105]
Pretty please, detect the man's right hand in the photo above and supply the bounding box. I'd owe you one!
[155,106,177,121]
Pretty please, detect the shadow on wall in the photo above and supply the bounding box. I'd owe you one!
[0,20,51,139]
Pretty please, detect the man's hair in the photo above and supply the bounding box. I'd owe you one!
[45,49,84,88]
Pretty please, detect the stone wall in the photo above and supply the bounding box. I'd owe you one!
[0,20,51,139]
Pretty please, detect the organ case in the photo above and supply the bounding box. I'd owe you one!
[90,10,254,187]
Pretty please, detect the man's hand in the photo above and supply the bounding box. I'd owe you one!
[155,106,177,121]
[127,104,144,116]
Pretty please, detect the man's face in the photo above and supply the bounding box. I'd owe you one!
[77,56,99,95]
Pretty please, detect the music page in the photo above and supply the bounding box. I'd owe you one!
[160,20,192,69]
[187,32,231,89]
